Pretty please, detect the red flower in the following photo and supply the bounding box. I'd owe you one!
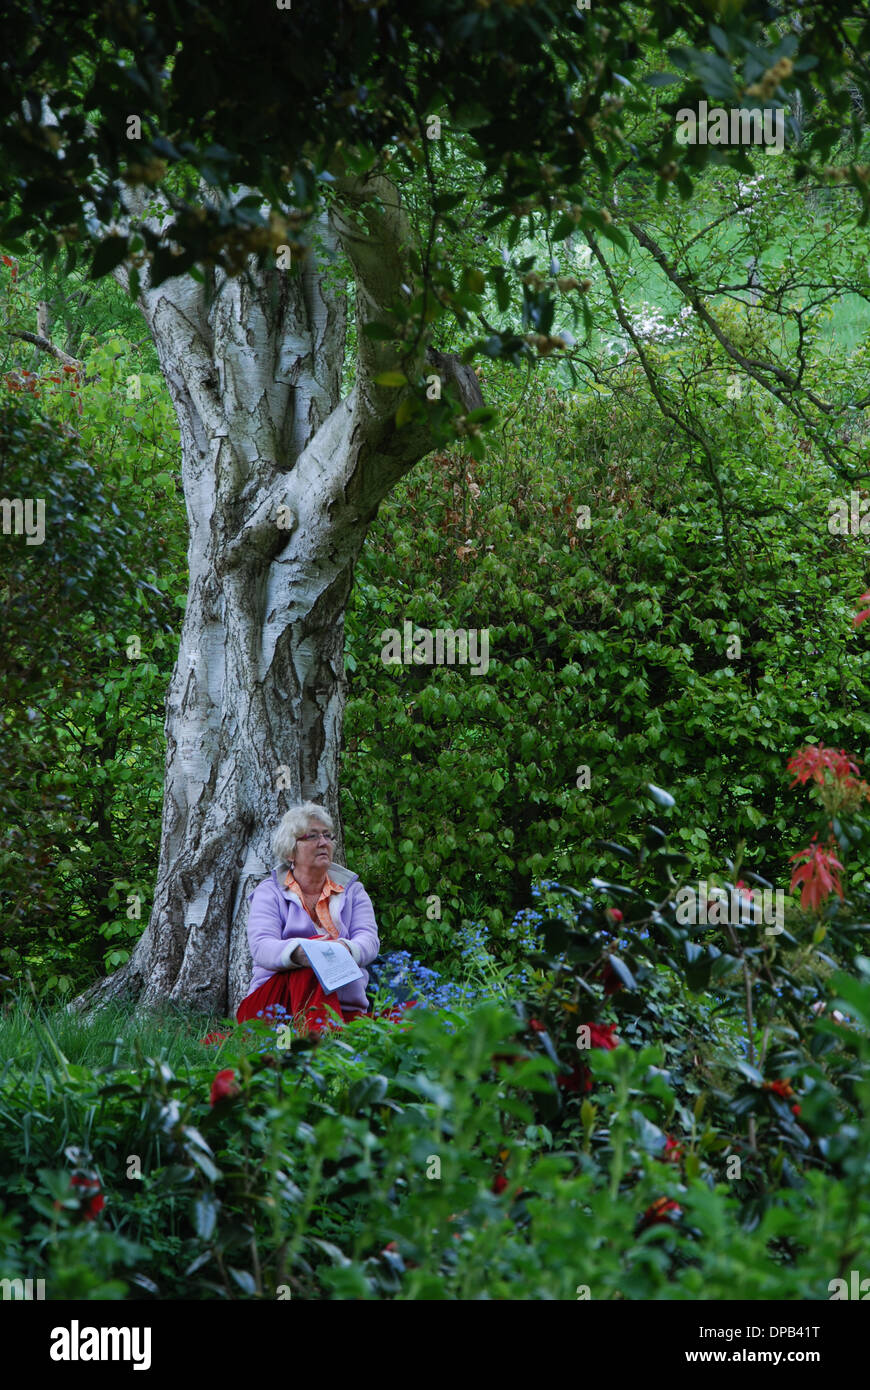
[786,744,859,788]
[210,1068,240,1105]
[606,908,624,924]
[561,1023,619,1094]
[763,1078,795,1099]
[529,1017,547,1033]
[638,1197,682,1231]
[789,839,845,912]
[586,1022,619,1050]
[662,1135,683,1162]
[491,1175,509,1194]
[734,879,754,899]
[791,1103,802,1116]
[70,1174,104,1220]
[201,1030,232,1046]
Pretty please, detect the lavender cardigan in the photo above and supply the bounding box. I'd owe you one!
[245,862,380,1012]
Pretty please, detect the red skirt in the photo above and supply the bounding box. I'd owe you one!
[236,968,368,1036]
[199,974,416,1046]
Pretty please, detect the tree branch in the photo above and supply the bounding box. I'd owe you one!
[587,233,736,566]
[6,330,83,373]
[623,218,863,481]
[426,347,484,411]
[329,167,424,400]
[628,219,835,410]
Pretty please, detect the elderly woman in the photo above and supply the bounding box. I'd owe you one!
[236,802,380,1033]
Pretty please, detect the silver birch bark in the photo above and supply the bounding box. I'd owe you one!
[78,173,468,1015]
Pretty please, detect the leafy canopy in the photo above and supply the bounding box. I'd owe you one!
[3,0,869,300]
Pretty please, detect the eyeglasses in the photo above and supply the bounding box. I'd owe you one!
[296,831,335,843]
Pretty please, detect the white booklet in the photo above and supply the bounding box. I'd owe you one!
[303,937,363,992]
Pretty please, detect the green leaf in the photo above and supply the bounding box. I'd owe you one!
[644,72,682,87]
[465,406,498,426]
[531,1027,561,1071]
[631,1108,666,1152]
[607,955,637,990]
[347,1074,388,1112]
[540,917,570,953]
[89,235,130,280]
[308,1237,352,1267]
[374,371,408,387]
[600,222,629,254]
[129,1273,160,1296]
[193,1192,219,1241]
[593,839,637,864]
[395,397,419,428]
[189,1149,221,1182]
[433,191,465,212]
[644,783,675,809]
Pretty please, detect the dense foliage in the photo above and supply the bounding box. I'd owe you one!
[0,256,183,992]
[342,375,870,956]
[6,0,870,279]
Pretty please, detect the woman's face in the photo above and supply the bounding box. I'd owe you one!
[293,821,333,875]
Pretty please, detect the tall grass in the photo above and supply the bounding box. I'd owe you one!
[0,989,230,1073]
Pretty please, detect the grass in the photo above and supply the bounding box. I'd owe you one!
[0,992,226,1073]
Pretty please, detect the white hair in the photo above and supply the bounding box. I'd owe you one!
[272,802,335,866]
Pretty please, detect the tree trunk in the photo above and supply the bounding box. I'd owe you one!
[76,174,453,1016]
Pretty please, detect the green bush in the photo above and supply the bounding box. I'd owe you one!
[0,344,184,996]
[342,370,870,961]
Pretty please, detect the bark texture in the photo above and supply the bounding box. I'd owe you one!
[77,174,461,1016]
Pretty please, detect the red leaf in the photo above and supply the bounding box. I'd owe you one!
[789,839,844,912]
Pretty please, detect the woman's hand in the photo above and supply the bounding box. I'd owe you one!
[292,940,351,966]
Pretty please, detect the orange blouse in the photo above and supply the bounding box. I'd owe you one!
[284,868,343,940]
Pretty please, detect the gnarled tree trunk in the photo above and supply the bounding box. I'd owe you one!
[78,174,478,1016]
